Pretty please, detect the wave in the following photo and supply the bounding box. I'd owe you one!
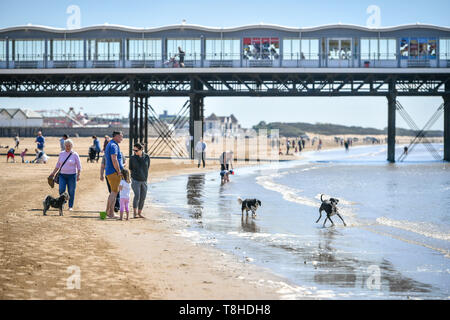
[255,173,358,220]
[376,217,450,242]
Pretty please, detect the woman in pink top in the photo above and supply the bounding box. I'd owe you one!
[49,139,82,211]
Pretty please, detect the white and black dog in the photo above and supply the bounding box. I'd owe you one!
[317,194,346,227]
[43,192,70,216]
[238,198,262,218]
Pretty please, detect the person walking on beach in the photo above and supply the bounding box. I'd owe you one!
[103,135,110,152]
[286,140,290,155]
[129,142,150,219]
[219,151,234,179]
[48,139,82,211]
[104,131,124,218]
[35,131,45,151]
[92,135,101,162]
[195,138,207,168]
[60,134,68,151]
[118,169,131,221]
[298,139,302,152]
[317,139,322,151]
[14,135,20,149]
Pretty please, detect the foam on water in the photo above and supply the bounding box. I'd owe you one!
[376,217,450,242]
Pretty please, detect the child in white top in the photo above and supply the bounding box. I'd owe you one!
[119,169,131,220]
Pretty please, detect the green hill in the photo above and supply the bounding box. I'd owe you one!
[252,121,443,137]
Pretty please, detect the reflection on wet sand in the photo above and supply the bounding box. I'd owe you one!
[241,215,260,233]
[312,228,432,294]
[186,174,205,219]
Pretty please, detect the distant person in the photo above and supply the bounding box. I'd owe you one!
[298,139,302,152]
[317,139,322,151]
[60,134,68,151]
[35,131,45,151]
[177,46,186,67]
[32,148,48,164]
[195,138,207,168]
[6,147,15,163]
[129,143,150,219]
[14,135,20,149]
[20,148,28,163]
[344,141,349,152]
[403,146,408,156]
[286,140,290,155]
[92,135,101,162]
[103,135,110,152]
[104,131,124,218]
[48,139,82,211]
[302,139,305,149]
[220,150,234,173]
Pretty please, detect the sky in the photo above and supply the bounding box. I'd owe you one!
[0,0,448,130]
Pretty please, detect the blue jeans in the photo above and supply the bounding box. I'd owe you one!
[59,173,77,208]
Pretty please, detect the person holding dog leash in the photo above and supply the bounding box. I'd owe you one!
[48,139,82,211]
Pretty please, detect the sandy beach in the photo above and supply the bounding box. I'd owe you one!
[1,134,439,300]
[0,136,299,300]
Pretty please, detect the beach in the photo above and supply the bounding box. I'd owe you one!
[0,136,296,300]
[1,136,447,300]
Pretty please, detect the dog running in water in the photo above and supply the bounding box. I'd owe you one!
[43,192,70,216]
[237,198,262,218]
[317,194,347,227]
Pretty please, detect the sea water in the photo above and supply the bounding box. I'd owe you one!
[149,144,450,299]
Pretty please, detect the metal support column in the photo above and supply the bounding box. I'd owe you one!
[189,79,204,159]
[444,82,450,161]
[144,96,149,153]
[139,95,144,144]
[134,96,138,152]
[129,96,134,158]
[387,82,397,163]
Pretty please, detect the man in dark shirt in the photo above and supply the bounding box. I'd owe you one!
[129,143,151,218]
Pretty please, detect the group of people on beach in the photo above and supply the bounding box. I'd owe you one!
[5,131,49,163]
[39,130,151,220]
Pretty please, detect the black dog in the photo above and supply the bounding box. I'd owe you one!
[43,192,70,216]
[317,194,346,227]
[238,198,262,218]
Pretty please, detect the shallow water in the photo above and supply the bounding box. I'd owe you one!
[149,144,450,299]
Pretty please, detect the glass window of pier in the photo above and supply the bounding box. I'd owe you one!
[328,39,352,60]
[439,38,450,60]
[51,40,83,60]
[167,39,201,60]
[0,40,5,61]
[361,38,396,60]
[89,39,121,61]
[127,39,162,60]
[283,38,319,60]
[9,40,45,61]
[205,39,240,60]
[243,37,280,60]
[400,38,436,60]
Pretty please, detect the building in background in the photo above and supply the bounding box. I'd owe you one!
[0,108,43,127]
[205,113,241,137]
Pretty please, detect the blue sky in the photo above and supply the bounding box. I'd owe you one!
[0,0,448,130]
